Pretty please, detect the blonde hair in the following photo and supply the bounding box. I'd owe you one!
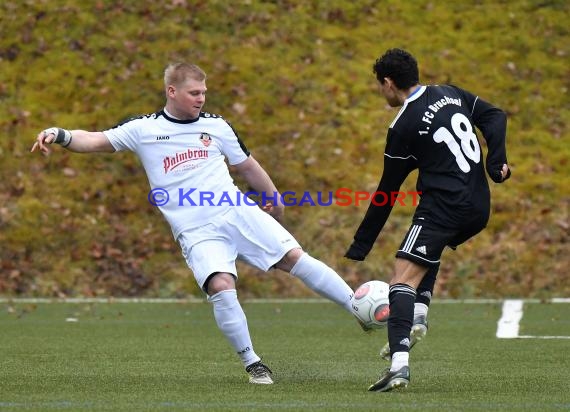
[164,63,206,88]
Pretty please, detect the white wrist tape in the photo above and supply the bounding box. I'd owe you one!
[43,127,72,147]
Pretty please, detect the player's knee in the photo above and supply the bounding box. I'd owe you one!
[275,247,304,272]
[204,272,236,295]
[390,258,429,289]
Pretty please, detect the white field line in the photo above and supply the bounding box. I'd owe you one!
[0,297,570,304]
[496,299,570,339]
[0,297,205,304]
[496,299,523,338]
[516,335,570,339]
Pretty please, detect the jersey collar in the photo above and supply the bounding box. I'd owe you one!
[161,108,201,124]
[406,85,426,103]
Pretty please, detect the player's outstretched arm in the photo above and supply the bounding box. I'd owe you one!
[31,128,115,154]
[345,154,411,261]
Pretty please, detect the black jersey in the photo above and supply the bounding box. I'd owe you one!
[349,85,508,258]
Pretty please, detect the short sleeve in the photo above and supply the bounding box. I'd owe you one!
[217,120,250,165]
[103,119,142,152]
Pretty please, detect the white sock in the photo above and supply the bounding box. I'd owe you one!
[289,253,353,313]
[414,303,428,322]
[390,351,409,372]
[208,289,260,367]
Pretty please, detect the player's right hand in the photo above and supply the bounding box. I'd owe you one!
[344,243,368,261]
[31,128,58,155]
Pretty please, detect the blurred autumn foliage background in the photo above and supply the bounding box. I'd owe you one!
[0,0,568,299]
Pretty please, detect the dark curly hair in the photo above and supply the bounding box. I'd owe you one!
[373,48,419,90]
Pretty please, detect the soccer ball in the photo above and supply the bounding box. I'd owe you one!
[351,280,390,330]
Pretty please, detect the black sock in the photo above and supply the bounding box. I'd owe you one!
[416,263,439,307]
[388,283,417,356]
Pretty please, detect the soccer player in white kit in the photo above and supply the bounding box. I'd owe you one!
[32,63,355,385]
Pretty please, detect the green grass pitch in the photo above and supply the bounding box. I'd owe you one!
[1,300,568,411]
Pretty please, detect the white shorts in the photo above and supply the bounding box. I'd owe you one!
[177,205,301,291]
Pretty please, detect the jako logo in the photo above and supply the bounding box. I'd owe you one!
[156,135,170,141]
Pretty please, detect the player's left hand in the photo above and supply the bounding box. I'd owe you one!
[500,163,511,181]
[261,202,284,222]
[260,202,273,213]
[489,163,511,183]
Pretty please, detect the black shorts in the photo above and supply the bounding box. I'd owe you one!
[395,214,488,268]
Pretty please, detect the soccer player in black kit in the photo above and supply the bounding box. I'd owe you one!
[345,49,511,392]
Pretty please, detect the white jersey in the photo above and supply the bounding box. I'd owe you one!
[104,110,250,238]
